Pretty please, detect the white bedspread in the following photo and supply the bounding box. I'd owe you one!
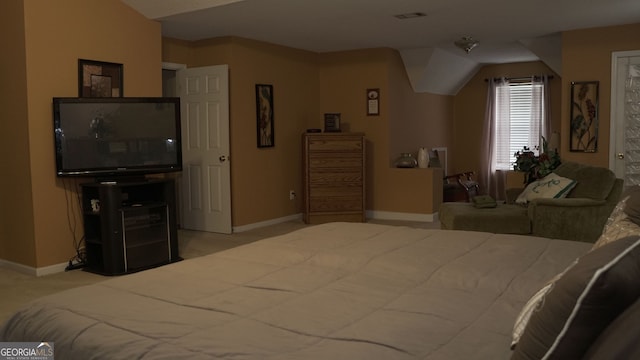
[0,223,592,359]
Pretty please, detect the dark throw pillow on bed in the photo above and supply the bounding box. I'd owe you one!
[511,236,640,360]
[583,297,640,359]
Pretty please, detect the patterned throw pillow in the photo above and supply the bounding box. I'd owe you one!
[515,173,577,205]
[592,196,638,250]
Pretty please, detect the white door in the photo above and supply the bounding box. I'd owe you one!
[610,50,640,190]
[177,65,232,233]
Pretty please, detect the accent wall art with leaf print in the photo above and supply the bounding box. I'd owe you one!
[256,84,274,148]
[570,81,599,152]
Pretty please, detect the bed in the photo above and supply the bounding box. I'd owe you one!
[0,222,623,359]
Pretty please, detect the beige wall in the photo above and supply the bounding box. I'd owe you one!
[0,0,162,268]
[387,51,449,213]
[0,0,35,266]
[388,56,453,169]
[561,23,640,167]
[4,0,639,271]
[317,49,394,213]
[163,43,444,221]
[163,37,197,66]
[316,49,445,214]
[224,39,318,225]
[164,37,318,226]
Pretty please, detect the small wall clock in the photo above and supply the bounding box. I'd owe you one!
[367,88,380,116]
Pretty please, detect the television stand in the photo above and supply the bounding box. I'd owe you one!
[81,178,180,275]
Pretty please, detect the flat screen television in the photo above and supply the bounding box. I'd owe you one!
[53,97,182,179]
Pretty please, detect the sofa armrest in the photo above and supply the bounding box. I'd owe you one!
[530,198,606,207]
[505,188,524,204]
[528,198,610,242]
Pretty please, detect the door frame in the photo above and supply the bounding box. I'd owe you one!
[162,62,187,71]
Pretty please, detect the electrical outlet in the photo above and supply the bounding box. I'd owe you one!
[289,190,296,200]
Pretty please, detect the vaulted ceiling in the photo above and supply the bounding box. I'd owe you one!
[122,0,640,94]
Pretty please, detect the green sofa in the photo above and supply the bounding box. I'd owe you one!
[439,161,624,242]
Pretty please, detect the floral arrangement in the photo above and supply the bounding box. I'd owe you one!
[513,136,561,184]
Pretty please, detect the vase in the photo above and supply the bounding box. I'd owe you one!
[417,147,429,168]
[395,153,418,168]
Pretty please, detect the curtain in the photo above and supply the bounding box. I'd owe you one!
[480,78,507,200]
[531,75,550,148]
[480,75,551,200]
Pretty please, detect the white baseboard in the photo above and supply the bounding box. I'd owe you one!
[367,210,439,223]
[233,213,303,233]
[0,258,69,277]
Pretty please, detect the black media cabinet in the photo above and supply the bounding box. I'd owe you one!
[81,178,180,275]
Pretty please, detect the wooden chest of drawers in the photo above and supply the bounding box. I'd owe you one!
[302,132,366,224]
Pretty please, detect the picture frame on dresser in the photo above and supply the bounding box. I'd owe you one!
[256,84,275,148]
[324,113,341,132]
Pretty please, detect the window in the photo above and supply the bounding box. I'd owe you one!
[493,81,545,170]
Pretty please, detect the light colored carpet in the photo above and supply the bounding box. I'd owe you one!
[0,219,439,324]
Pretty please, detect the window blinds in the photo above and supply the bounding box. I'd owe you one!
[494,82,544,170]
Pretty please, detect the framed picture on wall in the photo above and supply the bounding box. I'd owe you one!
[367,88,380,116]
[256,84,275,148]
[569,81,599,152]
[78,59,123,97]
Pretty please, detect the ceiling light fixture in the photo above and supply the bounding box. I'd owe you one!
[454,36,479,54]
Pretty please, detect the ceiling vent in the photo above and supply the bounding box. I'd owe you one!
[394,12,427,20]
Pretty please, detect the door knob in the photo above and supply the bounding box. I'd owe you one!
[219,155,227,162]
[618,152,625,159]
